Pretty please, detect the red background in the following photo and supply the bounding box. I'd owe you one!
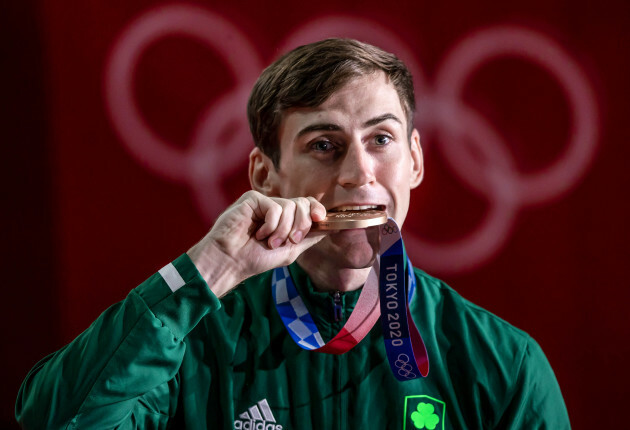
[3,0,629,428]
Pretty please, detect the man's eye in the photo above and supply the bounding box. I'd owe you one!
[311,140,335,152]
[375,135,392,145]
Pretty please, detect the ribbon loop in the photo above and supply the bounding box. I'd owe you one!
[272,218,429,379]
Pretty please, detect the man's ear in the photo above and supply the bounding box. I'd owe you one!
[409,128,424,189]
[249,147,281,196]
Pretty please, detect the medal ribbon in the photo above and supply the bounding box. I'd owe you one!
[272,218,429,380]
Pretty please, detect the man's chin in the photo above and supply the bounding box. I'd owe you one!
[300,247,376,271]
[310,228,379,268]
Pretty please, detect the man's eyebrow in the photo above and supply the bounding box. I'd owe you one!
[362,113,403,128]
[296,123,343,138]
[296,114,402,138]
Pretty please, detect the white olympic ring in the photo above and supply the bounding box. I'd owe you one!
[104,4,262,219]
[433,25,600,205]
[103,6,600,274]
[187,87,254,220]
[394,353,417,379]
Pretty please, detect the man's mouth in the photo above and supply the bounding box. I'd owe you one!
[328,205,386,213]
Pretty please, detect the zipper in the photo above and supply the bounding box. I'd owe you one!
[332,290,343,322]
[330,290,346,430]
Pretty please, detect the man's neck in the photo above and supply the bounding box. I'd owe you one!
[296,253,372,293]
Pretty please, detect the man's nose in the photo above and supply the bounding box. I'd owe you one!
[337,142,375,188]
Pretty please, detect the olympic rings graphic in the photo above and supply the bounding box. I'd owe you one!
[394,354,417,379]
[382,224,399,235]
[104,5,600,275]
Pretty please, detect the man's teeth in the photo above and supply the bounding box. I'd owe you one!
[333,205,379,212]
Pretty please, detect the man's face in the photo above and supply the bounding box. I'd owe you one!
[265,71,423,268]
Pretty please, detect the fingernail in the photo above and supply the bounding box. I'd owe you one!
[291,231,303,243]
[270,238,283,249]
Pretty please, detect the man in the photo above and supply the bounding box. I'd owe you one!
[16,38,570,429]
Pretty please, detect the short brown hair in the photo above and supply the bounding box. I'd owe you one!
[247,38,416,168]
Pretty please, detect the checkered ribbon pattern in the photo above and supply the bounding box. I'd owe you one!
[272,266,325,350]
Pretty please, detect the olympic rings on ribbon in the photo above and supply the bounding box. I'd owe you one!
[382,224,399,235]
[394,354,417,379]
[103,6,600,274]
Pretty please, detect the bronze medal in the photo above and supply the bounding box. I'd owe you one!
[312,210,388,230]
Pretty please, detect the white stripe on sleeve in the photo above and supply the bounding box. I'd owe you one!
[158,263,186,292]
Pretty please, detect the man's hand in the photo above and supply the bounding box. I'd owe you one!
[187,191,327,297]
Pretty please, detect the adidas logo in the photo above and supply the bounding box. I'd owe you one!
[233,399,283,430]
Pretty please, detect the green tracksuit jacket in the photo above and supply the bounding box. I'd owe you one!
[16,253,570,429]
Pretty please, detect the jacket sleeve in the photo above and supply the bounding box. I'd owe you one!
[15,253,221,429]
[496,336,571,429]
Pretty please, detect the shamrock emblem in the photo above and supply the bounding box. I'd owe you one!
[411,402,440,429]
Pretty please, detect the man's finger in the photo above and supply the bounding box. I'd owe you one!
[267,199,296,248]
[289,229,328,256]
[307,196,327,221]
[289,197,315,244]
[249,196,282,241]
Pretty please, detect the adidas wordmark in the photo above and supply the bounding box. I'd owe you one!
[233,399,283,430]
